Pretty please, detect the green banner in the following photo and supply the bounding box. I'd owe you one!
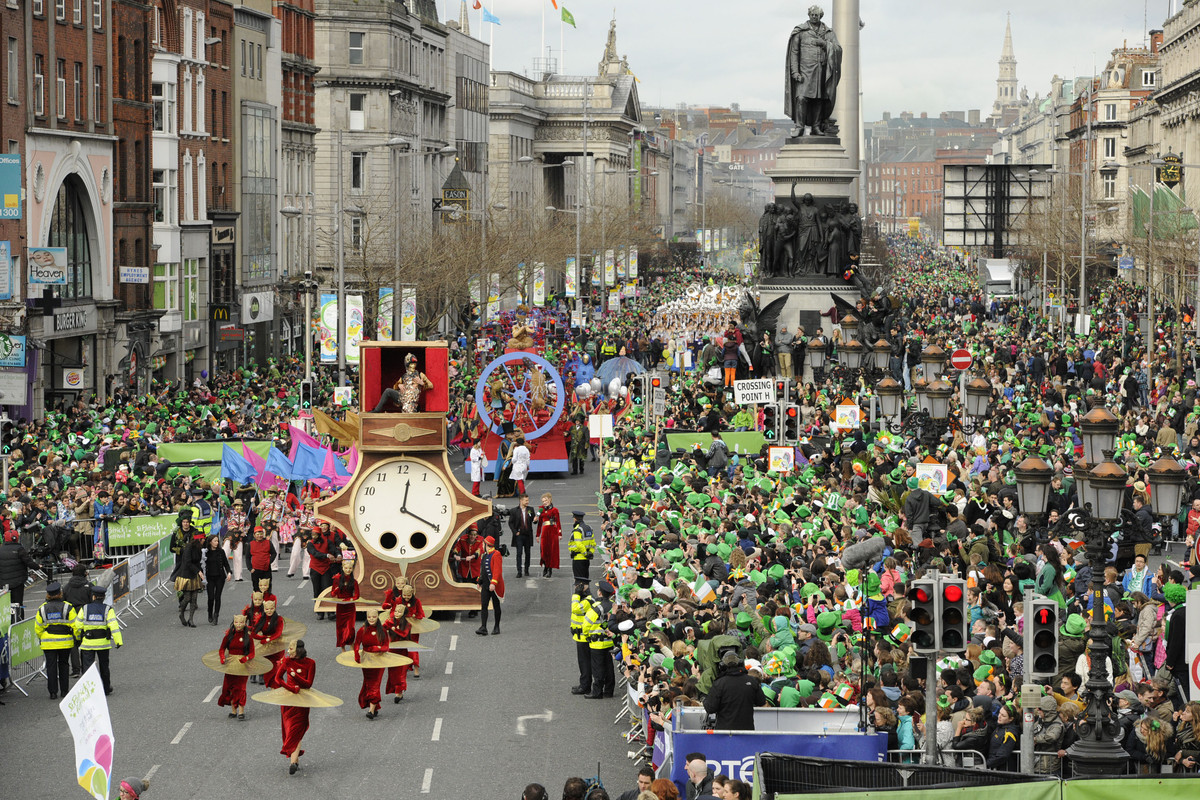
[156,440,271,464]
[1062,778,1196,800]
[9,618,42,666]
[157,535,175,578]
[666,432,768,456]
[108,515,183,548]
[773,781,1059,800]
[0,590,9,636]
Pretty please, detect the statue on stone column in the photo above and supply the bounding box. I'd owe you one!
[758,203,778,277]
[784,5,843,137]
[791,185,822,276]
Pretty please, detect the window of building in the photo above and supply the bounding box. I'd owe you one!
[34,55,45,116]
[6,38,17,103]
[196,70,205,133]
[350,215,363,250]
[55,0,65,21]
[73,0,82,24]
[152,81,175,132]
[1102,173,1116,200]
[350,151,365,190]
[56,59,66,118]
[182,151,193,221]
[182,68,192,132]
[1142,70,1156,88]
[1104,137,1116,159]
[153,168,176,225]
[349,92,365,130]
[182,258,199,321]
[241,40,246,76]
[92,0,101,30]
[197,151,207,221]
[47,176,94,300]
[153,261,178,311]
[73,63,81,120]
[257,44,262,79]
[93,65,103,122]
[1104,103,1117,121]
[349,32,365,65]
[33,0,44,15]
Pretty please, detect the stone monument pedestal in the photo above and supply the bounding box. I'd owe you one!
[757,275,858,339]
[766,140,859,209]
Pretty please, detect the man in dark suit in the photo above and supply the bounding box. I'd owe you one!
[508,493,535,578]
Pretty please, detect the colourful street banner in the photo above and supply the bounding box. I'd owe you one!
[377,287,394,341]
[705,230,712,252]
[107,515,182,548]
[629,246,638,279]
[534,262,545,307]
[604,249,614,285]
[157,440,272,464]
[488,273,500,319]
[565,257,577,298]
[400,288,417,340]
[617,248,626,280]
[319,292,337,363]
[60,663,115,800]
[609,289,620,312]
[346,294,363,365]
[9,617,42,666]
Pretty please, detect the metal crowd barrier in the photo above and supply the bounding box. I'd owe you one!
[886,748,987,769]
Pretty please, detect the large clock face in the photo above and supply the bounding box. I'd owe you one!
[352,457,456,561]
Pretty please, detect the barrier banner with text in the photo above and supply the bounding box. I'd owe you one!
[670,731,886,787]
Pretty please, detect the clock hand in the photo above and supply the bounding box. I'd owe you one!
[401,479,411,513]
[400,507,440,533]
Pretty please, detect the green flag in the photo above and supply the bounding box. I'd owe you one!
[561,6,576,27]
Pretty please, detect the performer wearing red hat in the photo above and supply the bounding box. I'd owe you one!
[353,608,390,719]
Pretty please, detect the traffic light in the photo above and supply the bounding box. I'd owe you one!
[775,378,791,404]
[299,379,313,410]
[782,404,800,444]
[939,578,969,651]
[629,374,646,402]
[908,579,938,654]
[650,376,662,391]
[1025,596,1060,679]
[762,403,778,440]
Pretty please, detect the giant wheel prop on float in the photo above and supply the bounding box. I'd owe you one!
[474,351,566,441]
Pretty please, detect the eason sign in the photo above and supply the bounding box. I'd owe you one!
[242,291,274,323]
[734,378,776,405]
[28,247,68,284]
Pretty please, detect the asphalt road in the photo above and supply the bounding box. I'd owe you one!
[2,466,639,800]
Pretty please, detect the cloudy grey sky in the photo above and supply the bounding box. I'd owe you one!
[455,0,1170,121]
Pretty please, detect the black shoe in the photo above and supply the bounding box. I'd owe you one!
[287,574,294,578]
[475,626,488,636]
[228,712,237,718]
[516,571,523,578]
[289,763,298,775]
[49,693,58,700]
[585,693,603,699]
[602,692,614,698]
[467,611,478,618]
[571,686,588,695]
[70,671,80,678]
[394,695,402,704]
[105,688,113,696]
[492,625,500,635]
[238,713,246,720]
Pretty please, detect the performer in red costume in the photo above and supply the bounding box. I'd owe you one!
[380,575,413,703]
[452,525,485,585]
[400,583,425,677]
[252,599,284,685]
[217,614,254,720]
[535,491,562,578]
[329,553,360,650]
[241,591,267,630]
[271,639,315,775]
[353,608,390,719]
[256,577,277,605]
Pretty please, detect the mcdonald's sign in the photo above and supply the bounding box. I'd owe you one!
[211,304,231,322]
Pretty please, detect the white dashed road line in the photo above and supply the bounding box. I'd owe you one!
[170,722,192,745]
[439,686,449,702]
[421,768,433,793]
[448,635,457,651]
[202,686,220,703]
[445,661,453,675]
[283,595,294,607]
[431,717,442,741]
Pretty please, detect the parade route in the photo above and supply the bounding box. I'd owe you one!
[3,470,630,799]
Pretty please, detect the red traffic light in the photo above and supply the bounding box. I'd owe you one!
[943,585,963,603]
[1035,608,1055,625]
[651,377,661,388]
[911,587,931,603]
[786,407,798,418]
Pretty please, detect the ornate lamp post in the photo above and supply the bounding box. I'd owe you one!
[881,374,977,448]
[921,344,947,381]
[1079,407,1119,464]
[964,377,991,420]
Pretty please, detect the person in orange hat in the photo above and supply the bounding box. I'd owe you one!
[476,536,505,636]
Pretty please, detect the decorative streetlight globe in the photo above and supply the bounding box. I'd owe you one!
[1014,456,1054,517]
[1146,455,1187,517]
[1079,407,1119,465]
[840,339,865,369]
[965,377,991,419]
[876,377,903,418]
[914,377,931,415]
[921,344,947,381]
[808,338,827,370]
[872,339,891,371]
[1086,455,1128,522]
[925,379,955,421]
[840,313,859,340]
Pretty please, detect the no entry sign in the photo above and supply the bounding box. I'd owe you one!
[949,349,973,371]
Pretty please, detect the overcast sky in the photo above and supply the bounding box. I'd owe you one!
[456,0,1172,122]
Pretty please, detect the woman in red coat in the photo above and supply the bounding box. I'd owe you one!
[271,639,315,774]
[217,614,254,720]
[353,608,390,719]
[534,491,562,578]
[252,600,284,686]
[329,557,360,650]
[380,576,413,702]
[400,584,425,676]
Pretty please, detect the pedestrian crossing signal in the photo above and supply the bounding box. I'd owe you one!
[300,379,313,410]
[1025,597,1060,678]
[908,579,938,653]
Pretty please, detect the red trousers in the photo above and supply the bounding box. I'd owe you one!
[218,675,247,708]
[280,706,310,757]
[358,667,383,708]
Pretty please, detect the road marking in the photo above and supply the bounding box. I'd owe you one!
[421,768,433,793]
[553,482,568,486]
[439,686,449,702]
[445,662,453,675]
[145,765,161,782]
[452,612,461,625]
[170,722,193,745]
[202,685,220,703]
[431,717,442,741]
[448,635,457,651]
[516,709,553,735]
[526,578,537,588]
[283,595,294,607]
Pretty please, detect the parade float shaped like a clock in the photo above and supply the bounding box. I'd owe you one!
[315,340,491,611]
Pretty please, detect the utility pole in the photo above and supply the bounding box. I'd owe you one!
[578,77,589,325]
[336,129,346,387]
[1079,76,1093,331]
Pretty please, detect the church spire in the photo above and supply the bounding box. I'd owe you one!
[457,0,470,36]
[992,12,1019,123]
[1001,12,1014,62]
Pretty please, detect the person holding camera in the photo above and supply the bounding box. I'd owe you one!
[703,650,765,730]
[306,522,345,620]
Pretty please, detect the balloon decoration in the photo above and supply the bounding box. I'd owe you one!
[575,383,591,399]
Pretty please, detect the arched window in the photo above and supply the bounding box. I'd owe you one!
[47,175,93,300]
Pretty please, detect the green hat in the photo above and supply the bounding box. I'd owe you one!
[815,610,839,641]
[906,476,918,491]
[973,664,994,683]
[978,649,1001,668]
[779,686,802,708]
[1060,613,1087,638]
[716,543,733,560]
[884,623,911,646]
[800,582,821,598]
[865,572,882,598]
[735,611,752,630]
[761,686,777,704]
[767,563,786,582]
[1163,583,1186,606]
[796,679,815,697]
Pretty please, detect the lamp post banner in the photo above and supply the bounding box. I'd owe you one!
[565,257,577,298]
